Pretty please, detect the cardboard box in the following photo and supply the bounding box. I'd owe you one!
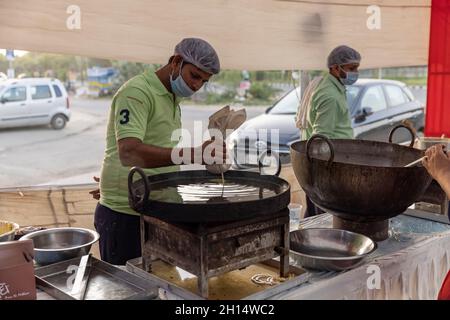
[0,240,36,300]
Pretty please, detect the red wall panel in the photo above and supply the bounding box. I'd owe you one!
[425,0,450,137]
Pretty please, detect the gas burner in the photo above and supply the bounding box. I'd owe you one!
[332,216,389,241]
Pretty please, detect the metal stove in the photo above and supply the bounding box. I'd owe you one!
[127,168,293,298]
[140,209,290,298]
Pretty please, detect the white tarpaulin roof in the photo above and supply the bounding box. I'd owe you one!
[0,0,431,70]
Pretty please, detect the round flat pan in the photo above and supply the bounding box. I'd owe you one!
[128,168,290,223]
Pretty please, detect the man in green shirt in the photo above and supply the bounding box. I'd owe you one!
[93,38,224,265]
[302,45,361,140]
[301,45,362,217]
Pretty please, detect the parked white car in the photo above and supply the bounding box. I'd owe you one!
[0,78,71,129]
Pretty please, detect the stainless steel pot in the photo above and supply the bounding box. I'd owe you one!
[416,137,450,150]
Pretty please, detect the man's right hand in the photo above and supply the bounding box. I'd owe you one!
[423,145,450,182]
[423,144,450,199]
[173,138,228,165]
[195,137,227,165]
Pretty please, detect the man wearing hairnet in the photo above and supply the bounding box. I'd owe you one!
[298,45,361,217]
[92,38,225,264]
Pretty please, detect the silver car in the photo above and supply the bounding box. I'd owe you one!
[0,78,71,129]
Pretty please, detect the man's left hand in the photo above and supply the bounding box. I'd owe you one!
[89,176,100,200]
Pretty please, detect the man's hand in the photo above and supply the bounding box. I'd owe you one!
[89,176,100,200]
[199,137,227,165]
[173,138,227,166]
[422,145,450,182]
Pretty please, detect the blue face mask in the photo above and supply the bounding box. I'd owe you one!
[170,61,195,98]
[339,65,359,86]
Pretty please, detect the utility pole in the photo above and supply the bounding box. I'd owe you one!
[6,49,15,78]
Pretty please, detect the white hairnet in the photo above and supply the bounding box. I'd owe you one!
[327,45,361,68]
[174,38,220,75]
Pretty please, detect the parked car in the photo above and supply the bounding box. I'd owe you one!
[0,78,71,130]
[229,79,425,168]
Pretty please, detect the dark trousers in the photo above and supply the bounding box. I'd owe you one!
[94,203,141,265]
[304,196,325,218]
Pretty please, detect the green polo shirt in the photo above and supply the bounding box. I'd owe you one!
[99,70,182,216]
[302,73,354,140]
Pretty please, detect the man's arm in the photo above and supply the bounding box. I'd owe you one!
[118,138,226,168]
[440,175,450,199]
[113,88,225,169]
[423,145,450,198]
[118,138,178,168]
[113,88,187,168]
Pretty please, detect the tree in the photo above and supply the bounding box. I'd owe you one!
[0,54,9,74]
[112,61,156,84]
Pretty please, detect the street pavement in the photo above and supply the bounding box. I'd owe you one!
[0,86,427,188]
[0,97,266,188]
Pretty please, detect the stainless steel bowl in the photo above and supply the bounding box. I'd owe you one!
[0,220,19,242]
[19,227,99,265]
[290,228,377,271]
[417,137,450,150]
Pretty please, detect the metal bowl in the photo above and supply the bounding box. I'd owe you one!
[19,227,99,265]
[417,137,450,150]
[0,220,19,242]
[290,228,377,271]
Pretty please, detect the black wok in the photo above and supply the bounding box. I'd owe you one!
[290,125,432,221]
[128,167,290,223]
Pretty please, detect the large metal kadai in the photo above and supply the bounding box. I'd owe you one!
[290,125,432,222]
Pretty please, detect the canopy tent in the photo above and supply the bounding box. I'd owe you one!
[2,0,449,136]
[0,0,431,71]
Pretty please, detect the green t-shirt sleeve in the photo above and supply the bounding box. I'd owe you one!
[114,87,152,141]
[312,95,338,137]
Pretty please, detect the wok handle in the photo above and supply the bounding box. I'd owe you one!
[388,124,416,147]
[128,167,150,210]
[306,134,335,166]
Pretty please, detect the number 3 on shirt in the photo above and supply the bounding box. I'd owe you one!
[119,109,130,124]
